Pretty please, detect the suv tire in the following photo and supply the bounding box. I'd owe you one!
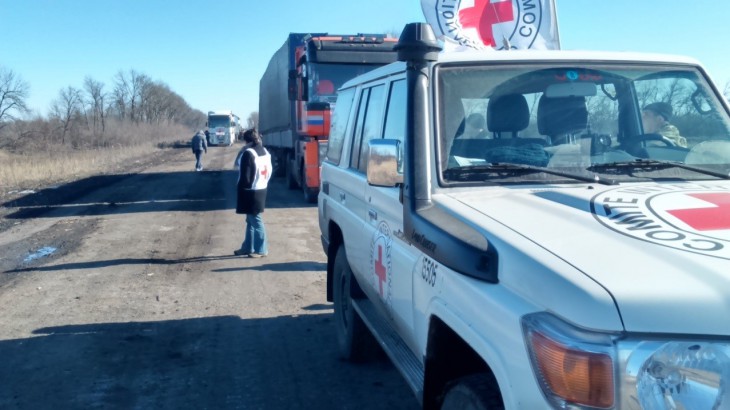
[440,374,504,410]
[332,245,378,362]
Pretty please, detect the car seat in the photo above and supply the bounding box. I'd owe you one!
[487,94,530,139]
[537,95,588,145]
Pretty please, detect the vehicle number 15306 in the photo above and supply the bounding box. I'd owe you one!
[421,258,438,287]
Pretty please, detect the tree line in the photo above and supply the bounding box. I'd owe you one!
[0,65,207,152]
[1,64,727,153]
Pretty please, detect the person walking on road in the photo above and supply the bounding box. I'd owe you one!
[234,129,272,258]
[192,130,208,171]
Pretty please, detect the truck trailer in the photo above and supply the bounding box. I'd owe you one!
[258,32,398,202]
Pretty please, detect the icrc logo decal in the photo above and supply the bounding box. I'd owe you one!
[370,221,393,309]
[433,0,543,50]
[591,184,730,259]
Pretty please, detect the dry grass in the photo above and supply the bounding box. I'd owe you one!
[0,122,193,195]
[0,143,180,194]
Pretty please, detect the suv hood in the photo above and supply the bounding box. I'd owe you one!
[446,182,730,335]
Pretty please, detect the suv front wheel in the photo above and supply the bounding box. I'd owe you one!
[332,245,378,362]
[440,374,504,410]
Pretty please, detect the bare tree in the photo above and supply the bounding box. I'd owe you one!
[3,65,207,152]
[106,68,205,128]
[112,69,151,123]
[247,111,259,129]
[140,81,175,124]
[110,77,128,121]
[50,86,84,145]
[0,66,30,129]
[84,76,106,135]
[163,92,190,124]
[181,108,206,129]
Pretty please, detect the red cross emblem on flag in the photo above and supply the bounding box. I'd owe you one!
[423,0,559,50]
[459,0,515,47]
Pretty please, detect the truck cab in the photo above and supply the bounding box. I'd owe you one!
[288,35,398,201]
[318,23,730,409]
[260,33,398,203]
[206,110,240,146]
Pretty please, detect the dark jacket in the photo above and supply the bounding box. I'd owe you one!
[192,132,208,153]
[236,143,268,215]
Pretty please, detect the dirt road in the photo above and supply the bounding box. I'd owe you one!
[0,144,419,409]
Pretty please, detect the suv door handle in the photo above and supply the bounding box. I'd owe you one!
[369,209,378,221]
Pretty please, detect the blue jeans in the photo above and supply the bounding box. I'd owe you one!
[194,150,203,170]
[241,213,267,255]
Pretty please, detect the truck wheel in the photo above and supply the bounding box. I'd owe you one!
[302,166,318,203]
[303,188,318,203]
[286,156,297,189]
[332,245,378,362]
[272,151,285,178]
[440,374,504,410]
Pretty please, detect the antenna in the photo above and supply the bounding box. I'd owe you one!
[489,1,510,50]
[502,36,511,50]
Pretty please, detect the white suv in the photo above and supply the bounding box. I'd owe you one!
[318,23,730,410]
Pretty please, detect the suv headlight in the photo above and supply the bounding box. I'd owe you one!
[523,313,730,409]
[622,341,730,409]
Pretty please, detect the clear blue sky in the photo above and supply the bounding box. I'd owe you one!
[2,0,729,123]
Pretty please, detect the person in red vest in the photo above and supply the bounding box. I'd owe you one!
[234,129,272,257]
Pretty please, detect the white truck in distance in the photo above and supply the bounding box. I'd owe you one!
[318,23,730,409]
[206,110,240,146]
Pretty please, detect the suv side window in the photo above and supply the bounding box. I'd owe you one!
[383,79,407,173]
[326,88,355,165]
[350,88,370,170]
[352,84,385,173]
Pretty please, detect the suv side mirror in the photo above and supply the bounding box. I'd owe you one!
[367,139,403,187]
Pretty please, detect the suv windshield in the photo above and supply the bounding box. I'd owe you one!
[437,63,730,185]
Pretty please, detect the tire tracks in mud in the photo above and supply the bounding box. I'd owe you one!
[0,148,188,285]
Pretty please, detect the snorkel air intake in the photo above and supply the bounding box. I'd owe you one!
[396,23,499,283]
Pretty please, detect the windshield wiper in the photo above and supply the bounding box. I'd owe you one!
[445,162,617,185]
[588,159,730,180]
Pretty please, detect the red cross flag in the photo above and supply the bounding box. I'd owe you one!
[421,0,560,50]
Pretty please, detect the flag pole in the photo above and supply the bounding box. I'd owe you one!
[552,0,562,50]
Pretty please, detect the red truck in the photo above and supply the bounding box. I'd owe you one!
[258,33,398,202]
